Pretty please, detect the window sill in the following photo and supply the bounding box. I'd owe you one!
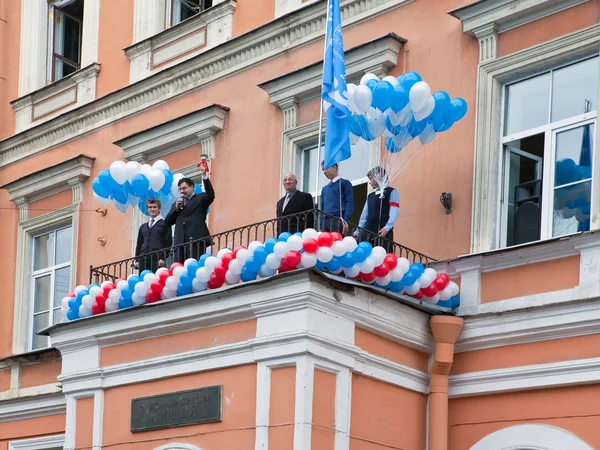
[10,63,101,134]
[124,0,236,84]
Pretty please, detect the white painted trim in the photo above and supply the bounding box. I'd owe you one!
[469,424,594,450]
[9,434,65,450]
[154,445,204,450]
[17,0,49,97]
[0,0,413,168]
[132,0,166,43]
[81,0,101,66]
[92,390,103,450]
[0,383,62,402]
[64,394,76,450]
[293,356,314,450]
[254,361,272,450]
[0,394,65,424]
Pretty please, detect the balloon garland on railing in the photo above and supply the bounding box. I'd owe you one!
[60,229,460,322]
[91,160,205,217]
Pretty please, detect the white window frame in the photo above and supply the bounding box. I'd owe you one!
[469,424,593,450]
[9,435,65,450]
[166,0,211,28]
[47,0,84,84]
[30,225,73,351]
[499,57,598,247]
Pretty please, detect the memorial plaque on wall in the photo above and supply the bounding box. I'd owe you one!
[131,385,222,432]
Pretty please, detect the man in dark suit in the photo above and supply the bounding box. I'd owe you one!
[165,168,215,263]
[135,199,172,273]
[276,173,314,235]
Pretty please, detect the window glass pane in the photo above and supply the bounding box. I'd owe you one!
[34,233,54,270]
[53,308,63,325]
[302,145,369,194]
[173,0,206,25]
[56,13,81,63]
[552,57,599,122]
[34,275,52,313]
[32,313,50,350]
[504,73,551,135]
[554,124,594,188]
[54,266,71,307]
[302,146,328,194]
[54,59,78,80]
[55,227,72,265]
[553,180,591,237]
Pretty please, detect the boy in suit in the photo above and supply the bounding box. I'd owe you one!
[276,173,315,235]
[135,199,172,273]
[320,161,354,234]
[165,166,215,263]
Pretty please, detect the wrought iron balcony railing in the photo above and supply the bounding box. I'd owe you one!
[89,209,435,284]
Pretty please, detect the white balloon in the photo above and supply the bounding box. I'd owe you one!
[217,248,232,259]
[367,108,386,137]
[424,267,437,279]
[382,76,399,87]
[225,270,241,285]
[389,266,404,282]
[316,247,333,263]
[344,265,360,278]
[110,161,127,185]
[261,265,277,277]
[331,241,346,257]
[192,278,208,292]
[417,274,434,289]
[370,247,386,266]
[331,267,344,275]
[108,289,120,302]
[342,236,357,252]
[302,228,319,240]
[155,267,168,275]
[287,235,303,251]
[105,299,119,311]
[173,173,185,184]
[360,73,379,85]
[165,275,178,290]
[404,282,421,295]
[162,287,177,299]
[195,267,211,282]
[228,259,243,275]
[172,266,185,278]
[235,249,250,264]
[132,293,146,306]
[141,164,153,176]
[273,242,288,259]
[266,253,281,270]
[353,85,373,115]
[301,252,317,268]
[438,285,453,301]
[414,96,435,121]
[79,305,92,317]
[183,258,196,268]
[101,280,112,288]
[143,273,156,285]
[375,275,391,287]
[152,160,169,171]
[134,282,147,296]
[61,297,70,309]
[409,81,431,112]
[88,286,102,298]
[93,193,111,206]
[74,285,87,294]
[125,161,141,182]
[204,256,218,272]
[347,83,358,113]
[397,103,413,127]
[422,294,439,305]
[116,280,128,291]
[358,257,375,274]
[449,281,460,297]
[82,295,94,308]
[148,169,165,192]
[396,258,410,274]
[248,241,262,254]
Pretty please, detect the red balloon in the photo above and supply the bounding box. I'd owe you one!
[95,293,105,304]
[170,262,183,272]
[317,232,334,248]
[67,292,76,298]
[284,250,302,267]
[411,291,423,300]
[374,263,389,278]
[158,270,170,284]
[146,288,160,303]
[213,262,227,280]
[150,280,163,295]
[433,275,448,291]
[233,245,247,257]
[302,238,319,253]
[421,284,439,297]
[91,302,104,315]
[115,278,125,285]
[360,271,376,282]
[96,296,106,308]
[221,252,234,270]
[102,283,115,297]
[383,254,397,270]
[279,261,291,273]
[209,273,223,289]
[331,232,343,241]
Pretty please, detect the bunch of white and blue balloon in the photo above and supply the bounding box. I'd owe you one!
[91,160,203,217]
[345,71,468,161]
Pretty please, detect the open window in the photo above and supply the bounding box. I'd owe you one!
[48,0,84,82]
[167,0,213,27]
[500,56,598,247]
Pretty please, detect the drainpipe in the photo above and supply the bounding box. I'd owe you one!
[428,316,464,450]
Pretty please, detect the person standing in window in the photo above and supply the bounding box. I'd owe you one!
[135,199,172,273]
[353,167,399,252]
[277,173,315,235]
[320,161,353,234]
[165,166,215,263]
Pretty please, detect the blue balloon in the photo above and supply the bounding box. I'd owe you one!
[131,174,150,197]
[245,256,261,272]
[385,116,404,136]
[67,309,79,321]
[253,247,268,264]
[92,178,110,198]
[89,283,101,288]
[179,272,192,287]
[194,183,203,194]
[119,296,134,309]
[402,271,418,286]
[278,232,292,242]
[407,118,427,138]
[340,252,355,268]
[357,241,373,256]
[326,257,342,272]
[315,261,326,271]
[556,159,579,186]
[436,299,453,308]
[431,91,451,129]
[177,283,193,296]
[409,263,425,277]
[68,297,80,310]
[121,287,133,300]
[187,261,199,277]
[264,238,278,253]
[388,280,405,293]
[76,290,87,302]
[372,81,394,111]
[137,198,150,216]
[110,185,128,204]
[399,72,422,92]
[390,85,409,113]
[386,137,403,153]
[146,188,159,200]
[352,246,368,264]
[98,170,117,193]
[365,79,378,91]
[294,232,303,237]
[240,267,257,282]
[449,98,468,122]
[128,275,141,290]
[199,254,210,267]
[451,296,460,308]
[161,170,174,194]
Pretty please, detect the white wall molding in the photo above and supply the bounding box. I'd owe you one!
[0,0,412,168]
[275,0,318,18]
[125,1,236,83]
[280,120,322,196]
[113,105,229,162]
[154,445,204,450]
[0,382,62,402]
[9,434,65,450]
[81,0,101,67]
[469,424,594,450]
[472,23,497,62]
[0,394,65,424]
[132,0,166,44]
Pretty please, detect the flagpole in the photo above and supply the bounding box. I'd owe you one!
[315,0,332,207]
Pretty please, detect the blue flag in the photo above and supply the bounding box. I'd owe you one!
[321,0,351,170]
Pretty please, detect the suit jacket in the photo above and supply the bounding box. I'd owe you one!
[165,178,215,246]
[135,218,172,259]
[276,189,315,234]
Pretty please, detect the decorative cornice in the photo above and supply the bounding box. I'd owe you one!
[0,154,95,205]
[113,105,229,161]
[473,23,497,62]
[9,435,65,450]
[258,33,405,107]
[0,0,412,168]
[0,394,65,423]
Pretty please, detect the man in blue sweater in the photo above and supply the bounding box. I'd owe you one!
[320,161,354,234]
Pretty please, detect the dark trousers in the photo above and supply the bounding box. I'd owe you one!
[174,240,209,263]
[366,229,394,253]
[137,251,168,274]
[321,217,347,234]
